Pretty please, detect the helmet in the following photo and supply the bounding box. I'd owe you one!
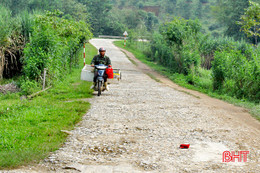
[99,47,106,52]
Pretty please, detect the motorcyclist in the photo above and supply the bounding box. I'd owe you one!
[90,47,112,91]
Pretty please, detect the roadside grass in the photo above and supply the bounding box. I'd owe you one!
[121,51,138,66]
[113,41,260,121]
[145,73,161,83]
[0,43,96,169]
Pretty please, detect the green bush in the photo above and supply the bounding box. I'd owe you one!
[199,36,256,69]
[179,43,201,75]
[194,67,213,90]
[19,78,39,95]
[149,18,201,75]
[211,51,227,90]
[212,49,259,101]
[150,33,176,68]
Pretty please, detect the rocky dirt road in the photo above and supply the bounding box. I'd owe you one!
[7,39,260,172]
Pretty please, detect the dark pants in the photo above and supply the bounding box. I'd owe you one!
[93,71,108,83]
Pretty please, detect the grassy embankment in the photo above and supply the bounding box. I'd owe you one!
[113,41,260,121]
[0,43,96,169]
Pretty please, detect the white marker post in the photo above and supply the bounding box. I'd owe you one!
[123,31,128,47]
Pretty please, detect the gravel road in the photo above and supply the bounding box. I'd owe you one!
[7,39,260,172]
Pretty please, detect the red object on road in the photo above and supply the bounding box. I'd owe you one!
[106,67,114,79]
[180,144,190,149]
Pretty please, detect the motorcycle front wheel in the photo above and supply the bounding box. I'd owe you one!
[98,81,102,96]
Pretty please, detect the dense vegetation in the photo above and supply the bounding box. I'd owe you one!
[21,10,92,94]
[150,18,259,101]
[126,8,259,102]
[0,6,92,94]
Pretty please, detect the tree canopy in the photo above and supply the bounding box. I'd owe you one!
[238,1,260,45]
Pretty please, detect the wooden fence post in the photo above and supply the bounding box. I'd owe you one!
[43,68,47,90]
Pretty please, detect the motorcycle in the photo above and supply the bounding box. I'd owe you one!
[93,64,108,96]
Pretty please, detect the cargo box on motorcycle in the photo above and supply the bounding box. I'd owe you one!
[81,65,94,82]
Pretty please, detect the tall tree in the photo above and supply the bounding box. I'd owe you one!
[61,0,88,21]
[165,0,177,14]
[238,1,260,45]
[194,1,203,19]
[78,0,112,36]
[177,0,193,19]
[212,0,249,40]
